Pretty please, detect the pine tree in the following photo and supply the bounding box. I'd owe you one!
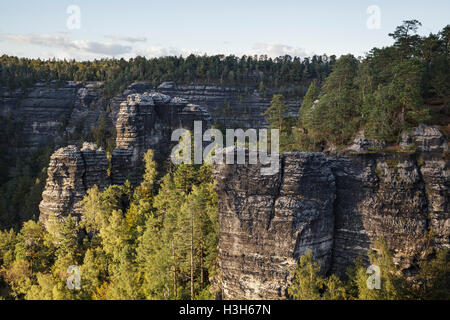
[263,94,288,134]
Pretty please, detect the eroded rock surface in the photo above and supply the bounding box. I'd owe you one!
[39,143,109,227]
[214,151,449,299]
[39,92,211,225]
[111,92,210,185]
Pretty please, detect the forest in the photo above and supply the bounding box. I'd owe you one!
[0,21,449,300]
[0,51,334,98]
[275,21,450,151]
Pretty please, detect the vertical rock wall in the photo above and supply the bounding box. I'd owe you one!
[214,151,449,299]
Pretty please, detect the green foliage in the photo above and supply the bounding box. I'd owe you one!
[288,241,450,301]
[0,54,332,97]
[288,250,345,300]
[263,94,288,133]
[0,144,52,229]
[308,55,361,145]
[287,21,449,149]
[0,149,218,300]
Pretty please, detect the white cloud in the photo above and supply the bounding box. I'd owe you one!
[73,40,131,55]
[1,33,316,60]
[104,35,147,43]
[135,46,203,58]
[3,33,132,57]
[252,43,313,58]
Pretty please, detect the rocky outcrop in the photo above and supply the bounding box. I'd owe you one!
[39,143,109,227]
[214,152,336,299]
[0,80,302,155]
[127,81,302,128]
[214,150,449,300]
[39,91,212,224]
[347,131,386,152]
[111,92,211,185]
[400,125,448,152]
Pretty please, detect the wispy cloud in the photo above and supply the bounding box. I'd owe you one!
[252,43,313,58]
[3,33,132,56]
[104,35,147,43]
[1,33,315,60]
[135,46,196,58]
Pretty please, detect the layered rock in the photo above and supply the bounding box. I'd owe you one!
[214,151,449,299]
[1,80,301,156]
[124,81,302,128]
[40,91,212,223]
[214,152,336,299]
[39,143,109,227]
[400,125,448,152]
[111,92,211,185]
[0,82,107,150]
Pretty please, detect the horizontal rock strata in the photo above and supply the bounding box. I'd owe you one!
[214,150,449,299]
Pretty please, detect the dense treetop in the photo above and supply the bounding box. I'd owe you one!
[1,53,335,97]
[279,21,450,150]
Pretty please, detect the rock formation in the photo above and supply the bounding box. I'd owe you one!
[39,142,109,226]
[0,80,301,155]
[39,92,211,226]
[111,92,210,185]
[0,81,107,151]
[400,124,448,152]
[31,81,448,300]
[214,152,336,299]
[214,145,449,299]
[155,81,301,128]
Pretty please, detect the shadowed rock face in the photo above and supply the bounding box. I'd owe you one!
[0,82,106,150]
[2,80,292,153]
[214,151,449,300]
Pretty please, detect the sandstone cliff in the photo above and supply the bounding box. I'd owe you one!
[33,84,449,300]
[0,81,301,154]
[214,142,449,299]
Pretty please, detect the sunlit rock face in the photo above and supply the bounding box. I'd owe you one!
[214,148,449,300]
[39,143,109,228]
[39,92,211,226]
[111,92,211,185]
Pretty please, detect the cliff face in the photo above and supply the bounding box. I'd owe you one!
[0,82,107,150]
[154,82,301,128]
[0,81,301,154]
[27,81,449,300]
[214,152,336,299]
[111,92,211,185]
[214,146,449,299]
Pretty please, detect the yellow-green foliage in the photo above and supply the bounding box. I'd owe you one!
[288,240,450,300]
[0,149,219,300]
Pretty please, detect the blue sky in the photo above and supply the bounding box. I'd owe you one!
[0,0,448,60]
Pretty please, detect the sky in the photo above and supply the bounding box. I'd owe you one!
[0,0,449,61]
